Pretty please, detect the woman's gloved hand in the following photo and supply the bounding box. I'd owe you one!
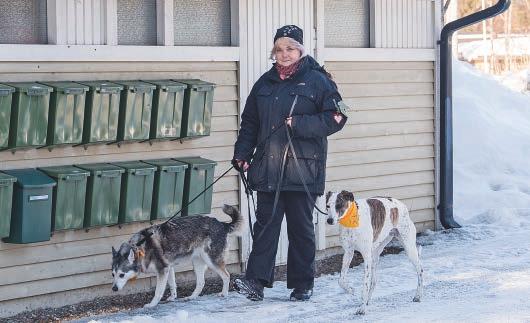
[231,158,250,172]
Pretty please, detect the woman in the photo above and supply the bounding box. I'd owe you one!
[232,25,347,301]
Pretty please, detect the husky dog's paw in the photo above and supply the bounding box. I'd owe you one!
[355,306,366,315]
[218,291,228,297]
[143,302,158,308]
[182,296,197,302]
[166,295,177,302]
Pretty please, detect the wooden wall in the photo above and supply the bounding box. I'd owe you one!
[324,60,436,248]
[0,60,241,317]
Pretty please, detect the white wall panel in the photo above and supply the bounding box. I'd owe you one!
[238,0,315,265]
[240,0,315,100]
[47,0,113,45]
[371,0,435,48]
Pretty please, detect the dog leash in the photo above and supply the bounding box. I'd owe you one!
[252,95,328,243]
[234,118,292,240]
[137,118,288,246]
[137,98,327,246]
[133,165,236,247]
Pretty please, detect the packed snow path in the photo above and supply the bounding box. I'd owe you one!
[81,221,530,323]
[81,61,530,322]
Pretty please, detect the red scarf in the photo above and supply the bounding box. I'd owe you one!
[275,58,302,80]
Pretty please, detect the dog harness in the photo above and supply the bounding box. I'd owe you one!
[338,202,359,228]
[134,248,146,275]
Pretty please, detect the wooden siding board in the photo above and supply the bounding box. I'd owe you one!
[0,251,239,301]
[327,145,434,167]
[326,61,434,71]
[328,133,434,153]
[326,158,434,181]
[344,108,434,125]
[0,132,237,165]
[332,120,434,140]
[355,183,435,200]
[212,101,238,117]
[0,246,239,286]
[326,171,434,192]
[0,62,238,73]
[0,146,238,171]
[0,208,237,261]
[343,95,434,110]
[332,69,434,84]
[415,220,435,231]
[338,83,434,97]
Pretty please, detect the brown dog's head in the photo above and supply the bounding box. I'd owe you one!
[325,190,355,225]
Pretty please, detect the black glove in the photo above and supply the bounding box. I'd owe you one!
[231,158,244,172]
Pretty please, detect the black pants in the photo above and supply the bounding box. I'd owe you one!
[245,191,317,290]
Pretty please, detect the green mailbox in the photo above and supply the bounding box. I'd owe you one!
[173,79,215,138]
[114,81,156,143]
[143,159,188,220]
[2,169,56,244]
[0,84,15,149]
[143,80,186,141]
[78,81,123,146]
[5,83,53,150]
[0,172,16,238]
[173,157,216,216]
[76,163,125,228]
[38,166,90,231]
[112,161,156,223]
[40,82,89,149]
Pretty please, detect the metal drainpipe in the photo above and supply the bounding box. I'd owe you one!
[438,0,511,229]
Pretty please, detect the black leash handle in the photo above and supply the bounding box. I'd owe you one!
[238,169,256,239]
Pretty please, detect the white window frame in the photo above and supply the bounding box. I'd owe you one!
[0,0,239,62]
[314,0,435,62]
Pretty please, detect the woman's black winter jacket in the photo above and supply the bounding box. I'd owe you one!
[233,56,347,195]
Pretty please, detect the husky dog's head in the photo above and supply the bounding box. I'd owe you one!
[325,190,355,225]
[111,242,140,292]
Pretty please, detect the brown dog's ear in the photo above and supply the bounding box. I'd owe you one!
[340,190,355,202]
[325,191,333,204]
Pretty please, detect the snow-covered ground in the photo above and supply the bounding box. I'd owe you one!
[494,68,529,94]
[458,37,530,93]
[80,61,530,323]
[459,37,530,62]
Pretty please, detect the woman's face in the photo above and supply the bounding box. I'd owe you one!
[274,37,301,67]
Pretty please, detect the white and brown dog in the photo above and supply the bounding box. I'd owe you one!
[325,190,424,315]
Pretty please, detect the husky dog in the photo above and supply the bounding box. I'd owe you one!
[325,191,423,315]
[111,204,243,308]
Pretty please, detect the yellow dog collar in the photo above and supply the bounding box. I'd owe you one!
[338,202,359,228]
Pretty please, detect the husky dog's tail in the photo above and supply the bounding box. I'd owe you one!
[223,204,243,236]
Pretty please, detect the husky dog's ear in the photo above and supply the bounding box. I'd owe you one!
[340,190,355,202]
[128,249,135,265]
[112,246,117,258]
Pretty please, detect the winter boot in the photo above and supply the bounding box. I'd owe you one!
[234,278,264,301]
[290,288,313,301]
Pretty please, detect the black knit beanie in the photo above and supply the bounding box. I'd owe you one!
[274,25,303,45]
